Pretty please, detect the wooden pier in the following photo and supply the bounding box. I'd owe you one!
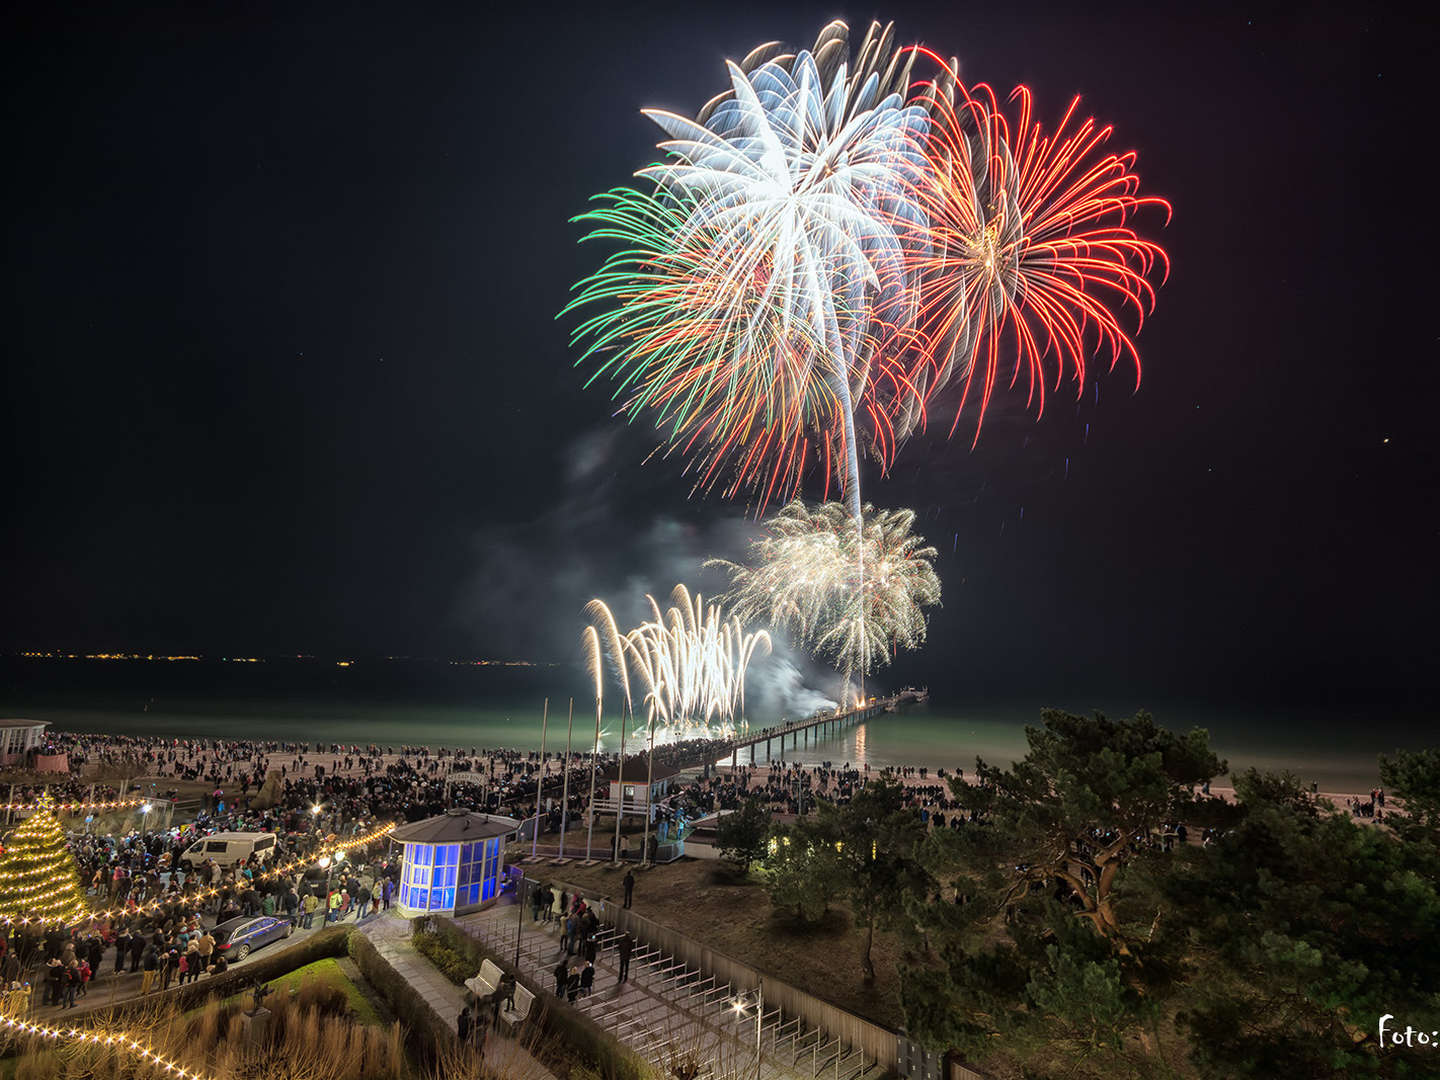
[719,689,926,769]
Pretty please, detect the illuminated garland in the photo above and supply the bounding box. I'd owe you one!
[0,1011,211,1080]
[1,797,151,814]
[0,821,398,929]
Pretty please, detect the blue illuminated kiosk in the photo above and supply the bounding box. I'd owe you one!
[392,809,519,917]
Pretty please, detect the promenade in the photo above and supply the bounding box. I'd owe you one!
[459,894,882,1080]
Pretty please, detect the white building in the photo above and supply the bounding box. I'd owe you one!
[0,720,49,766]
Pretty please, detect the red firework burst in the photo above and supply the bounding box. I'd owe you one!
[911,73,1172,443]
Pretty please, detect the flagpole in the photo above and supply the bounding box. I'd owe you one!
[530,698,548,859]
[612,700,629,866]
[558,698,574,860]
[584,691,602,862]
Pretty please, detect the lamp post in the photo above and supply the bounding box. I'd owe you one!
[318,851,345,924]
[731,985,763,1080]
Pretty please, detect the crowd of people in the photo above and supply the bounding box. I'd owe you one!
[1347,787,1387,819]
[673,759,976,830]
[4,816,402,1017]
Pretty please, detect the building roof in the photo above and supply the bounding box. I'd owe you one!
[598,755,683,784]
[0,719,48,729]
[391,809,520,845]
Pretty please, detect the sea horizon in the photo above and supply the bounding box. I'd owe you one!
[1,657,1430,794]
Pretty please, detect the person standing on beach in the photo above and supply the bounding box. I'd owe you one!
[623,870,635,909]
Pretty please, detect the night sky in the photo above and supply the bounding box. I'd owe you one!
[3,2,1435,707]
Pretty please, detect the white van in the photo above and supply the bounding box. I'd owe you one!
[179,832,279,870]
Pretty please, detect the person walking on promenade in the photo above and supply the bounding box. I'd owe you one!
[128,932,145,973]
[457,1004,473,1045]
[617,933,632,984]
[302,892,319,929]
[140,945,158,994]
[566,964,581,1003]
[623,870,635,909]
[531,884,544,922]
[159,949,177,993]
[62,962,79,1009]
[197,930,215,974]
[354,882,372,921]
[381,877,393,911]
[562,913,575,955]
[579,961,594,998]
[553,957,568,997]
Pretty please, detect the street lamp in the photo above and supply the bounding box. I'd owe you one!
[318,851,345,923]
[730,987,764,1079]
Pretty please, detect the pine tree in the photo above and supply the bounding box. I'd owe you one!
[0,792,88,926]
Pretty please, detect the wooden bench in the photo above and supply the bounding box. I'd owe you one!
[464,958,505,998]
[499,985,535,1032]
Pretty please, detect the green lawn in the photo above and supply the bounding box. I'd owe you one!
[221,957,381,1026]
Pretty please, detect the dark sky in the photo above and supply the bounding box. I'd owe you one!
[3,1,1435,704]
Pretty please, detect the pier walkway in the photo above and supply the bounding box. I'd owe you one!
[717,690,925,768]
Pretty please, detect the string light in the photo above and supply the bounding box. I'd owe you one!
[0,1010,212,1080]
[0,821,398,929]
[0,797,151,814]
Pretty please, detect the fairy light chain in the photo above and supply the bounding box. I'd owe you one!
[0,820,398,929]
[0,1011,212,1080]
[0,797,150,814]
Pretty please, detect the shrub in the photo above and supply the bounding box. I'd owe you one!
[412,931,474,985]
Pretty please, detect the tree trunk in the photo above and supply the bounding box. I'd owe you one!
[861,915,876,984]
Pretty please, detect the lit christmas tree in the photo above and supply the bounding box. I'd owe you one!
[0,792,88,926]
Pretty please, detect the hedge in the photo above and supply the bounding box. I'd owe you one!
[102,926,351,1020]
[346,930,457,1057]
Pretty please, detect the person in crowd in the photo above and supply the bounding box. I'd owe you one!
[617,933,633,984]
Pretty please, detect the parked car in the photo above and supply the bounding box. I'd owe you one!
[210,915,294,962]
[179,832,278,871]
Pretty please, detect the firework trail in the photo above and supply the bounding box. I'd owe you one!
[585,588,771,738]
[710,500,940,687]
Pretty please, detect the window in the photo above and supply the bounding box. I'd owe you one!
[206,841,227,853]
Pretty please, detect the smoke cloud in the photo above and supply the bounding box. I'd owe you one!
[452,426,837,719]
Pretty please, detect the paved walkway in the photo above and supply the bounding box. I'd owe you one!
[359,912,557,1080]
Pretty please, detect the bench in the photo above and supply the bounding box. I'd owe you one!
[464,958,505,998]
[499,985,535,1031]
